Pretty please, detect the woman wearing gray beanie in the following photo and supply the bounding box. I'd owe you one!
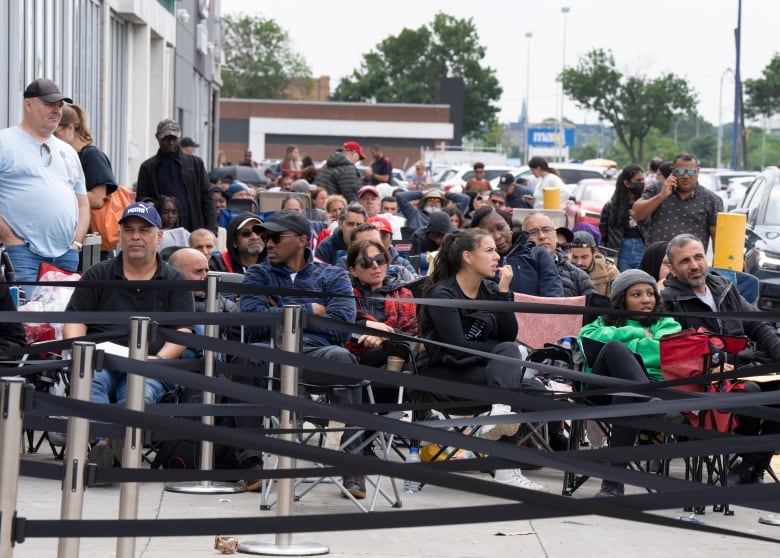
[576,269,682,496]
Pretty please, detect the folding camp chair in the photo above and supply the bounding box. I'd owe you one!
[660,328,751,515]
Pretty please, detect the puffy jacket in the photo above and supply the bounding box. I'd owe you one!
[553,250,596,297]
[662,273,780,360]
[578,316,682,381]
[501,232,563,297]
[313,152,362,201]
[345,273,418,359]
[241,248,356,346]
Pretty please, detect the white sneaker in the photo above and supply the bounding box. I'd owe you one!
[494,468,548,491]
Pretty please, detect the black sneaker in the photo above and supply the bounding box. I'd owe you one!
[727,461,757,486]
[597,480,624,497]
[342,475,366,499]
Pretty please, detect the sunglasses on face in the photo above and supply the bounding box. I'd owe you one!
[673,168,698,177]
[261,231,301,244]
[356,253,388,269]
[239,225,264,238]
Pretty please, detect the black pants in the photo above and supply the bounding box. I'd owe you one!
[588,341,651,454]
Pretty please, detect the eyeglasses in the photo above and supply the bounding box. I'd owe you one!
[526,226,555,238]
[356,253,388,269]
[558,242,572,252]
[239,225,264,238]
[40,142,52,167]
[261,231,302,244]
[673,168,698,177]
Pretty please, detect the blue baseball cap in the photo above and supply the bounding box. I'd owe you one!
[118,202,162,228]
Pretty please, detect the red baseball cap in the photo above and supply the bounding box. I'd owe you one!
[343,141,367,160]
[367,216,393,234]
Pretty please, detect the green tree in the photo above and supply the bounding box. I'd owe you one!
[220,14,311,99]
[331,13,502,139]
[744,53,780,120]
[561,48,697,164]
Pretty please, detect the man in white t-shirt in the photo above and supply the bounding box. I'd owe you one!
[0,78,88,283]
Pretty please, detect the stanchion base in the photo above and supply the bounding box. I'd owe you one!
[759,514,780,526]
[238,540,329,555]
[165,481,245,494]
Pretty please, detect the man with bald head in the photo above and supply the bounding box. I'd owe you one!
[189,228,218,260]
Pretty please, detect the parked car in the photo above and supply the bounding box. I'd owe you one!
[495,163,610,190]
[564,178,615,228]
[733,166,780,309]
[721,176,755,212]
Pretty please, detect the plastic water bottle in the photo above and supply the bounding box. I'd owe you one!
[404,447,421,493]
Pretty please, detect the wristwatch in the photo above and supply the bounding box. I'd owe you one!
[71,240,83,250]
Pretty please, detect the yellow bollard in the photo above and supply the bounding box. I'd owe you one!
[713,212,747,270]
[543,187,561,209]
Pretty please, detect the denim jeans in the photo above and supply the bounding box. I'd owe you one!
[5,244,79,284]
[91,368,170,406]
[617,237,644,272]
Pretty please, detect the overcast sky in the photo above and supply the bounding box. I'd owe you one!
[219,0,778,128]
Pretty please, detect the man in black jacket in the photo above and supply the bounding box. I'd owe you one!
[313,141,366,202]
[662,233,780,485]
[136,119,217,234]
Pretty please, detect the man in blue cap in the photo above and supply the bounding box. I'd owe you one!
[64,202,196,467]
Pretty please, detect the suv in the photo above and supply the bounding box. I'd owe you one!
[437,164,520,192]
[733,166,780,309]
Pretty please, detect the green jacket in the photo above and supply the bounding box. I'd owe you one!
[577,316,682,381]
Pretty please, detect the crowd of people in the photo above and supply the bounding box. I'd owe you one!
[2,78,777,499]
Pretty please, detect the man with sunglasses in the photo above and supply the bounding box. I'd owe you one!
[0,78,89,283]
[632,153,723,250]
[209,212,266,274]
[240,210,368,498]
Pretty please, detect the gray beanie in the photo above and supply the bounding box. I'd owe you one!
[609,269,658,303]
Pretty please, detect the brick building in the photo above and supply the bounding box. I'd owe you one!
[218,99,454,172]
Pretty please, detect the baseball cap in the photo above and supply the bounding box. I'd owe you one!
[343,141,367,160]
[498,173,516,188]
[357,185,379,198]
[180,136,199,148]
[366,216,393,234]
[23,78,72,103]
[257,210,311,239]
[156,118,181,139]
[235,215,263,231]
[571,230,596,249]
[118,202,162,228]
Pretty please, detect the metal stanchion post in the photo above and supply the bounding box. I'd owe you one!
[167,272,244,494]
[0,377,25,558]
[58,342,96,558]
[116,317,150,558]
[238,305,328,556]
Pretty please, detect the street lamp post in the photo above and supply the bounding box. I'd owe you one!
[717,68,734,169]
[524,32,532,164]
[559,6,571,163]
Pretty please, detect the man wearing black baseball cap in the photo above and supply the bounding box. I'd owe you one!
[64,201,195,466]
[498,172,535,209]
[0,77,89,283]
[239,210,369,498]
[136,118,217,234]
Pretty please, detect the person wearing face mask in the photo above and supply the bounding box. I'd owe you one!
[396,187,470,231]
[599,165,648,272]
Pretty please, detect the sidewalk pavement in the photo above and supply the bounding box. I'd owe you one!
[10,451,780,557]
